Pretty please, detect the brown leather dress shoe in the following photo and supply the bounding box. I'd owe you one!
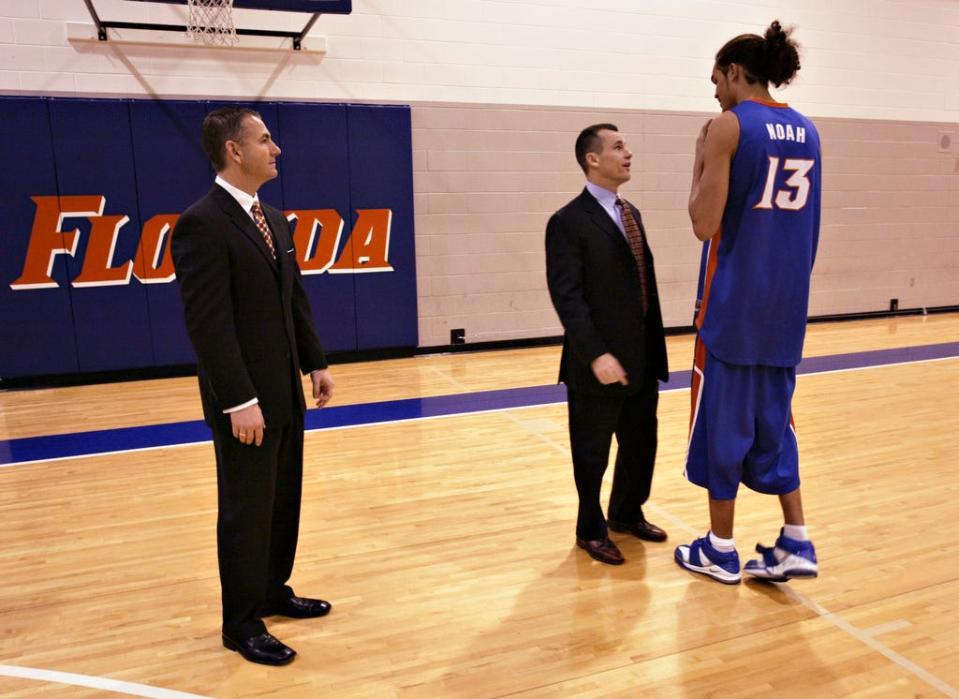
[576,537,625,565]
[262,595,332,619]
[222,631,296,666]
[608,519,668,542]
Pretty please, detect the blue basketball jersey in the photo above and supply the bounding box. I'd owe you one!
[696,99,821,367]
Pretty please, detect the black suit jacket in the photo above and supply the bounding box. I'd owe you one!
[171,184,326,427]
[546,188,668,396]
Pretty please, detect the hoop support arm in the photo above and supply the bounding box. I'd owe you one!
[83,0,321,50]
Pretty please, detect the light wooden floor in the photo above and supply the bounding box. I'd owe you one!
[1,314,957,698]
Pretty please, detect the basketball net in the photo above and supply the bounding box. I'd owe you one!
[186,0,238,46]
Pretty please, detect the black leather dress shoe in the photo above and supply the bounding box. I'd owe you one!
[262,595,332,619]
[222,632,296,666]
[608,519,668,542]
[576,537,625,565]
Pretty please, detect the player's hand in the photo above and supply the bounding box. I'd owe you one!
[311,368,334,408]
[591,353,629,386]
[231,404,266,446]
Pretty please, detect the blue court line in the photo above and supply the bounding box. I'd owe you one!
[1,341,957,467]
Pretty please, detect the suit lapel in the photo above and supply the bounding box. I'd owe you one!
[211,185,280,275]
[578,188,630,253]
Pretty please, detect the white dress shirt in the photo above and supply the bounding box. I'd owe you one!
[585,180,627,239]
[214,175,262,415]
[215,175,262,223]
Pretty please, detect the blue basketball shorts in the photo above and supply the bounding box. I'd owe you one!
[684,337,800,500]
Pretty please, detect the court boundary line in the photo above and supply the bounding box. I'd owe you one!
[494,394,959,698]
[428,362,959,695]
[779,590,959,699]
[797,354,957,377]
[2,352,957,470]
[3,355,957,696]
[0,663,211,699]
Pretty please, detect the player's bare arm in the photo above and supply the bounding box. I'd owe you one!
[688,110,739,241]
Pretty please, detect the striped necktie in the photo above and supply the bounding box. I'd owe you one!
[615,197,649,315]
[250,201,277,261]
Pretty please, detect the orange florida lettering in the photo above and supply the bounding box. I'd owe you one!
[330,209,394,273]
[10,196,396,290]
[287,209,345,274]
[133,214,179,284]
[72,213,133,287]
[11,195,104,289]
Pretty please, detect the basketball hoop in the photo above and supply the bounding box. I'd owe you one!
[186,0,238,46]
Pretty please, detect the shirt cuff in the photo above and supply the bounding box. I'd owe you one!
[223,397,258,414]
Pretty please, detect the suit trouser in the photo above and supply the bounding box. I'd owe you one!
[210,413,304,638]
[567,376,659,541]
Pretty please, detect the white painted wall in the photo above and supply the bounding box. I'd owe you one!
[1,1,957,121]
[1,1,958,347]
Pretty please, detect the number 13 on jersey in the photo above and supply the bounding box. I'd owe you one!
[754,156,815,211]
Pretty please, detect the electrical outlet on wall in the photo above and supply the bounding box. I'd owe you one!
[939,131,954,154]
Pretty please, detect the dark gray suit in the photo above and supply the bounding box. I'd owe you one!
[172,184,326,639]
[546,188,668,540]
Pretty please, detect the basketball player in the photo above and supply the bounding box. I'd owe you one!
[675,21,822,584]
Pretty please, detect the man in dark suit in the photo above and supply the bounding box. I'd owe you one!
[172,107,335,665]
[545,123,670,566]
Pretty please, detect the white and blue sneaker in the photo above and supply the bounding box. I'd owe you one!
[744,529,818,582]
[674,534,741,584]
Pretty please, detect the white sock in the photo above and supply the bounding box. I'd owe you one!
[783,524,809,541]
[708,531,736,552]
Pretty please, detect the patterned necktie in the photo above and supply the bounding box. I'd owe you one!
[615,197,649,315]
[250,201,277,261]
